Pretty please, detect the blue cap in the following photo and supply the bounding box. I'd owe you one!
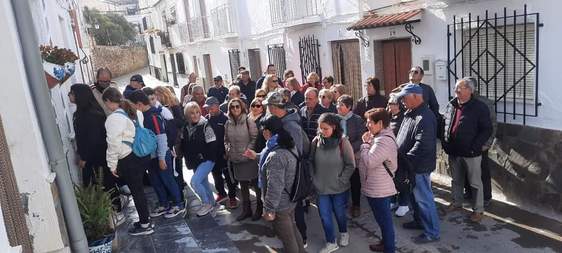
[396,83,423,98]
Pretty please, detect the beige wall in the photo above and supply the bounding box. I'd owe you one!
[92,45,148,81]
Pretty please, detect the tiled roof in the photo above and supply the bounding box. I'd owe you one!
[348,9,423,30]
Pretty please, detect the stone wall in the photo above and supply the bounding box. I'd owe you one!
[92,45,148,78]
[436,123,562,218]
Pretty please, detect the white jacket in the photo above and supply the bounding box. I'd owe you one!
[105,109,144,172]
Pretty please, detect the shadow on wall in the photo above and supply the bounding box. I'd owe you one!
[437,123,562,219]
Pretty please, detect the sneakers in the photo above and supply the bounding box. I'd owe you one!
[128,222,154,236]
[303,239,308,249]
[216,195,228,204]
[319,242,339,253]
[395,206,410,217]
[227,198,239,209]
[413,234,440,244]
[164,205,186,219]
[112,211,127,227]
[339,232,350,247]
[150,206,169,218]
[470,211,484,223]
[196,204,214,217]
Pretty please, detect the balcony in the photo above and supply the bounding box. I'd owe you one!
[269,0,320,26]
[210,4,237,38]
[188,16,210,41]
[158,31,172,48]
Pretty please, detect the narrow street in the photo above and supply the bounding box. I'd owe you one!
[111,69,562,253]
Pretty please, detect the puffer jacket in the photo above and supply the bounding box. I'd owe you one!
[225,113,258,163]
[262,147,298,213]
[358,128,398,198]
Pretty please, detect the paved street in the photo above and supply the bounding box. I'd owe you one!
[112,69,562,253]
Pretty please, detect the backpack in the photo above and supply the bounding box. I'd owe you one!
[115,111,157,158]
[285,149,314,202]
[381,134,415,193]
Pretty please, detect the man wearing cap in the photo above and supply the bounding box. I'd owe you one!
[204,97,239,209]
[443,78,492,223]
[395,83,440,244]
[208,76,229,104]
[263,91,310,246]
[234,70,256,103]
[124,74,145,99]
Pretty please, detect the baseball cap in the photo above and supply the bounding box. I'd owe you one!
[396,83,423,98]
[262,91,285,106]
[130,74,144,84]
[213,75,223,81]
[203,97,220,108]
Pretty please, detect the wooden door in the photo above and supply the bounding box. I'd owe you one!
[331,39,362,101]
[381,39,411,95]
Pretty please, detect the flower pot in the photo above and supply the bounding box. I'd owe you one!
[43,61,76,89]
[88,233,114,253]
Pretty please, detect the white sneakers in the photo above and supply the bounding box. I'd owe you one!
[196,204,214,217]
[339,232,349,247]
[319,242,339,253]
[395,205,410,217]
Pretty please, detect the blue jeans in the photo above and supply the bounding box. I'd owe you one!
[190,161,215,205]
[148,151,182,207]
[412,173,440,239]
[367,196,395,253]
[317,191,348,243]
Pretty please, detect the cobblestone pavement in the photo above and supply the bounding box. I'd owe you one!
[113,69,562,253]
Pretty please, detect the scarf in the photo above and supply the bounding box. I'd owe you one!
[339,111,353,136]
[318,135,340,149]
[258,134,279,189]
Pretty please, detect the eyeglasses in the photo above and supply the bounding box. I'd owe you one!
[251,104,262,108]
[230,105,241,109]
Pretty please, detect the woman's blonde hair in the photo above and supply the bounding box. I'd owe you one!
[154,86,179,106]
[184,101,201,122]
[319,88,334,101]
[307,72,320,83]
[286,77,301,91]
[255,88,267,98]
[261,74,278,94]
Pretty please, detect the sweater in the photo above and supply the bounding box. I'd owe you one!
[105,109,144,172]
[358,128,398,198]
[310,136,356,195]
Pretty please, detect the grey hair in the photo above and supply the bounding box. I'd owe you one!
[191,85,205,95]
[228,85,241,94]
[461,77,477,92]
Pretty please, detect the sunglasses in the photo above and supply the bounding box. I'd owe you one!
[251,104,263,108]
[230,105,241,109]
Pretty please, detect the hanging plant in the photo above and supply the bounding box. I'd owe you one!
[39,45,79,88]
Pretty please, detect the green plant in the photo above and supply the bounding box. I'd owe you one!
[40,45,79,65]
[75,172,115,242]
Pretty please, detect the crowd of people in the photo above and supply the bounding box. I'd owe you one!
[70,64,495,253]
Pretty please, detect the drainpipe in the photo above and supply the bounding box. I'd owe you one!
[10,1,89,252]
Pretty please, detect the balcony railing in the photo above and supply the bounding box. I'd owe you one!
[189,16,210,40]
[210,4,237,37]
[269,0,320,25]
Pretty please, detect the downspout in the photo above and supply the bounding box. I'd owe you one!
[10,1,89,253]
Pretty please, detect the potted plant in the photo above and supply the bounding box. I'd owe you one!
[75,173,116,253]
[40,45,79,88]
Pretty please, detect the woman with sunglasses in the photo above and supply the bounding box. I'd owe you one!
[255,88,268,100]
[225,98,261,221]
[260,74,280,94]
[249,98,267,156]
[319,88,337,113]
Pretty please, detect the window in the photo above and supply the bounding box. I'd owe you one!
[149,36,155,54]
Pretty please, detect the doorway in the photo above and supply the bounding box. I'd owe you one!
[248,48,262,81]
[380,38,412,95]
[202,54,213,89]
[331,39,362,101]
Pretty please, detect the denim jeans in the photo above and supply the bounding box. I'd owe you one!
[367,196,395,253]
[148,151,183,207]
[190,161,216,205]
[411,173,440,239]
[317,191,349,243]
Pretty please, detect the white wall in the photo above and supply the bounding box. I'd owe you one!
[0,1,68,252]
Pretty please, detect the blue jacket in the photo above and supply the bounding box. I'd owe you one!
[142,106,169,161]
[123,85,138,100]
[396,103,437,173]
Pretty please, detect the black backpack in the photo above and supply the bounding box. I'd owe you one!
[285,149,314,202]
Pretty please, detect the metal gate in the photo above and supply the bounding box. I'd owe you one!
[228,49,241,81]
[447,5,541,124]
[268,44,286,77]
[299,35,322,83]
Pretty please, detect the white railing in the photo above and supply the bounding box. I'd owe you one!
[188,16,210,40]
[210,3,237,37]
[269,0,320,25]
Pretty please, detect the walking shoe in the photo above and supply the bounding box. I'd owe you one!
[339,232,350,247]
[227,197,239,209]
[395,205,410,217]
[446,203,463,213]
[351,206,361,218]
[112,211,127,227]
[196,204,214,217]
[150,206,169,218]
[164,205,186,219]
[215,195,228,204]
[132,221,155,229]
[369,241,384,252]
[128,222,154,236]
[413,234,439,244]
[402,220,423,230]
[470,211,484,223]
[303,239,308,248]
[319,242,339,253]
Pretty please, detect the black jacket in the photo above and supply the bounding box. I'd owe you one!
[235,80,256,103]
[291,91,304,107]
[73,110,107,166]
[181,119,218,170]
[354,94,388,119]
[442,96,492,157]
[206,112,228,169]
[300,104,327,141]
[396,103,437,173]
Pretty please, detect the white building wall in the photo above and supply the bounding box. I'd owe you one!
[0,0,69,252]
